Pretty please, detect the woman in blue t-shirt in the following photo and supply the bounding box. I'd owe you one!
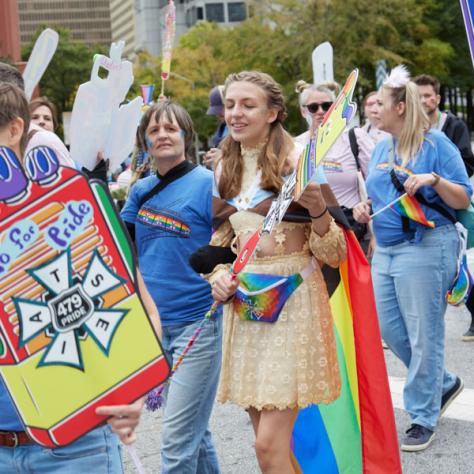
[121,101,222,474]
[354,66,472,453]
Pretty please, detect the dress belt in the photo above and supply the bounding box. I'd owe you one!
[0,430,34,447]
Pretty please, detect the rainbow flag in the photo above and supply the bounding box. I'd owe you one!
[292,230,401,473]
[140,84,155,105]
[390,194,435,228]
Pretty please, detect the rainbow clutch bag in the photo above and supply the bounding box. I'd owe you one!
[233,272,304,323]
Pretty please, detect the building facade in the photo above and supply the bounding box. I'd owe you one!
[18,0,112,46]
[110,0,136,58]
[134,0,249,56]
[0,0,21,62]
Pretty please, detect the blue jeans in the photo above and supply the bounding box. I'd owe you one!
[160,316,222,474]
[372,225,459,430]
[0,425,122,473]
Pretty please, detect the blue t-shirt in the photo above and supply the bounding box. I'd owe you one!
[0,378,23,430]
[367,130,472,247]
[121,166,220,326]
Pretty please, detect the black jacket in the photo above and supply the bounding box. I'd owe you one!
[442,111,474,177]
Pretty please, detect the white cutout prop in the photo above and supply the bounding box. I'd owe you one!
[312,41,334,85]
[23,28,59,101]
[70,41,143,171]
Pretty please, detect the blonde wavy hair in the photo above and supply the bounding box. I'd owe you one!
[218,71,294,199]
[383,66,430,165]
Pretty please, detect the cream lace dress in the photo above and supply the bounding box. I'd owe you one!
[210,145,346,410]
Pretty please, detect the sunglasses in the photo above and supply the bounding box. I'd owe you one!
[304,101,333,114]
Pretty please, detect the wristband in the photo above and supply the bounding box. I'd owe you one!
[310,206,328,219]
[431,172,441,187]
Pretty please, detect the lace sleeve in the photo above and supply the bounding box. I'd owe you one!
[308,219,346,268]
[210,220,234,247]
[202,221,234,282]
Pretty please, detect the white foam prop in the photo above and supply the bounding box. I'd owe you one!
[312,42,334,85]
[383,64,410,88]
[70,41,143,171]
[22,28,59,100]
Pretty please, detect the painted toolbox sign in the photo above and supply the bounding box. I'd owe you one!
[0,146,169,447]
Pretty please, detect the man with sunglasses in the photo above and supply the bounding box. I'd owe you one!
[295,81,374,252]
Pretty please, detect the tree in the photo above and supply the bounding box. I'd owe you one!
[133,0,473,139]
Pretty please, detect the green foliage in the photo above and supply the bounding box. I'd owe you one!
[133,0,473,141]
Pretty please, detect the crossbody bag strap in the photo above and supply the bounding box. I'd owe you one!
[127,161,198,242]
[348,127,361,171]
[414,191,456,223]
[137,161,197,210]
[388,140,411,233]
[388,148,456,225]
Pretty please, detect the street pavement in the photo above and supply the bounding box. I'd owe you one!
[124,305,474,474]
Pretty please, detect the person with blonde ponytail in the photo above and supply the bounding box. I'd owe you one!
[353,65,472,452]
[203,71,346,474]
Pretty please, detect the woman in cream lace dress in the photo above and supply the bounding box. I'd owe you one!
[209,71,346,474]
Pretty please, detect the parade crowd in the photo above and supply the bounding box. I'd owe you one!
[0,57,473,474]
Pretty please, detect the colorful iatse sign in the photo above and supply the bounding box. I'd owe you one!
[0,146,169,447]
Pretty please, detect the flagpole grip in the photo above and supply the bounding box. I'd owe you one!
[370,193,407,219]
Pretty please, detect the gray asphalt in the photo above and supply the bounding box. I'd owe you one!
[124,305,474,474]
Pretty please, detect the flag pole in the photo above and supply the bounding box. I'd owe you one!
[370,193,407,219]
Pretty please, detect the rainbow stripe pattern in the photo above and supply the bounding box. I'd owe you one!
[233,272,303,323]
[295,138,317,199]
[292,230,401,473]
[315,70,359,166]
[376,162,413,176]
[460,0,474,70]
[294,69,359,201]
[390,194,435,228]
[140,84,155,104]
[137,208,190,237]
[322,161,343,173]
[447,253,474,305]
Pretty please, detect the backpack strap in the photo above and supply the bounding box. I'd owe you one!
[348,127,361,171]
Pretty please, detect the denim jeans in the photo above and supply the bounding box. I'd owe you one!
[0,425,122,473]
[372,225,459,430]
[160,316,222,474]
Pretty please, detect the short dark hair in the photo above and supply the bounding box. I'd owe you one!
[0,62,25,90]
[0,83,30,153]
[137,100,195,160]
[413,74,440,95]
[29,96,59,130]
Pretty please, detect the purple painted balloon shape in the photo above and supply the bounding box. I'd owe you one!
[0,146,29,203]
[25,146,60,185]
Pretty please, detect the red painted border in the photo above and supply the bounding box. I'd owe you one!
[27,356,169,447]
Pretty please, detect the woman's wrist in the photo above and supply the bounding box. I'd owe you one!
[310,206,328,220]
[431,172,441,187]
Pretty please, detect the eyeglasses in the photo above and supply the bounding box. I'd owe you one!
[304,101,333,114]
